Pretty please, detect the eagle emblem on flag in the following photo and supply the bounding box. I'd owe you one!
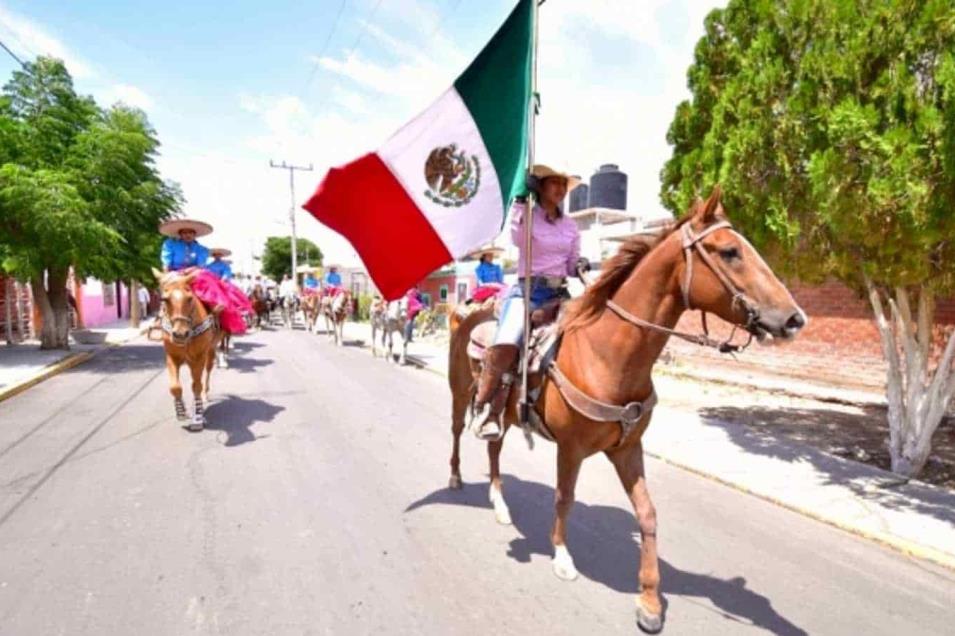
[423,143,481,207]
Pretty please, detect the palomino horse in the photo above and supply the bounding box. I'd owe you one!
[154,269,222,432]
[447,188,806,633]
[302,293,322,333]
[321,290,353,346]
[370,297,408,363]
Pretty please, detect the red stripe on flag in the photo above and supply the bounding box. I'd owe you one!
[302,153,453,301]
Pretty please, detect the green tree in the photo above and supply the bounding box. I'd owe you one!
[661,0,955,477]
[0,57,180,348]
[261,236,323,281]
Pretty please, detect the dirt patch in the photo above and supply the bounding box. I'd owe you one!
[654,373,955,491]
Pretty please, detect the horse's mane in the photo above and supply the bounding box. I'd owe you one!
[562,214,693,333]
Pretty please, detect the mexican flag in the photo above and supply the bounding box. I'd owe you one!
[303,0,533,300]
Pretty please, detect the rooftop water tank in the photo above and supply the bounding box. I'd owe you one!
[589,163,627,210]
[568,180,589,212]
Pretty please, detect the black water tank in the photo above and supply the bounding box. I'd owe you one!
[589,164,627,210]
[568,181,589,212]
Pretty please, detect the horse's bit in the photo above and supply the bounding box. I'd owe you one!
[160,308,216,344]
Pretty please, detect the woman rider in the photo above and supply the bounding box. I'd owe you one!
[206,248,234,280]
[472,165,586,440]
[158,219,248,335]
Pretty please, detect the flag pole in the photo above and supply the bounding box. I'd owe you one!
[519,0,541,444]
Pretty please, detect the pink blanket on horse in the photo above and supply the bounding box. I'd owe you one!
[472,283,506,303]
[191,270,252,334]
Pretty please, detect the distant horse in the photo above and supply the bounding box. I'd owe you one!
[446,188,806,633]
[370,297,408,363]
[154,268,221,432]
[302,293,321,333]
[321,290,353,346]
[280,294,299,329]
[251,285,270,328]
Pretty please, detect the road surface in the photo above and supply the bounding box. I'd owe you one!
[1,327,953,635]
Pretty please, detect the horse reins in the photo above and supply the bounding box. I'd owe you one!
[604,220,757,354]
[159,291,217,345]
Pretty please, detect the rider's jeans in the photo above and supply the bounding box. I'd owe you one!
[493,282,565,346]
[404,311,419,342]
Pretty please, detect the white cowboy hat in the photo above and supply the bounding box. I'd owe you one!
[296,264,318,274]
[211,247,232,257]
[531,164,582,193]
[159,218,213,238]
[465,245,505,261]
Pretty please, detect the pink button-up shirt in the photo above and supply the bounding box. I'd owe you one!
[510,202,580,277]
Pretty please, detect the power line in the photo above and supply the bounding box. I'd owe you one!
[304,0,350,90]
[0,39,26,69]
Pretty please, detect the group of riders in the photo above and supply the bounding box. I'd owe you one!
[156,163,585,439]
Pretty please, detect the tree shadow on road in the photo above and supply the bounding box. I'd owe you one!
[204,394,285,447]
[698,406,955,528]
[406,474,807,636]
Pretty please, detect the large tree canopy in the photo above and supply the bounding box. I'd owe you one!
[661,0,955,477]
[261,236,323,281]
[661,0,955,291]
[0,56,181,348]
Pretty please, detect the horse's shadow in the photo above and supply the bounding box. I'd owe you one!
[406,474,807,636]
[203,394,285,447]
[225,356,274,374]
[230,340,265,352]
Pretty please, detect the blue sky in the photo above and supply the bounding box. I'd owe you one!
[0,0,721,271]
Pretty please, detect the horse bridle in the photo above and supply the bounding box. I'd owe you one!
[605,220,758,354]
[160,295,216,345]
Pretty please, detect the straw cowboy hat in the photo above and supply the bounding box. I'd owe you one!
[531,164,582,193]
[466,245,505,261]
[159,218,213,238]
[211,247,232,258]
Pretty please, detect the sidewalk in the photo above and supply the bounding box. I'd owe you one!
[340,320,955,570]
[0,319,148,401]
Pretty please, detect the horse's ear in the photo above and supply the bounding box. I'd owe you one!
[701,184,724,223]
[152,267,164,281]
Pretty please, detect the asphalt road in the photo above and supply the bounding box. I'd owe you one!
[1,326,953,635]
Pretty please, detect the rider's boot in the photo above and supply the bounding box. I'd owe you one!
[471,344,519,440]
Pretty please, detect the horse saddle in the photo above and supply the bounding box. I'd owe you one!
[466,299,563,373]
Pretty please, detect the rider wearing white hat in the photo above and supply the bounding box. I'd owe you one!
[206,248,234,281]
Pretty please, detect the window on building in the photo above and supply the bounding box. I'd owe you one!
[456,282,468,301]
[439,284,449,302]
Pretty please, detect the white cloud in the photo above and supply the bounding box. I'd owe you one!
[103,83,154,110]
[0,5,95,78]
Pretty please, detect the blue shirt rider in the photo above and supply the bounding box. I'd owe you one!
[206,248,233,280]
[159,220,211,272]
[325,267,343,287]
[475,253,504,285]
[303,274,319,289]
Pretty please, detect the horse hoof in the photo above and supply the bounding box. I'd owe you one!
[187,419,204,433]
[494,506,512,526]
[552,546,579,581]
[636,604,664,634]
[448,475,463,490]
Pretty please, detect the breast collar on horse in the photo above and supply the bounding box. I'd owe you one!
[527,220,759,448]
[160,307,217,343]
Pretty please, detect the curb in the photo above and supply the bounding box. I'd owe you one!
[642,449,955,573]
[0,351,95,403]
[0,326,148,404]
[377,342,955,572]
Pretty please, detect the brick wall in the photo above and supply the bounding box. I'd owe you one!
[664,281,955,391]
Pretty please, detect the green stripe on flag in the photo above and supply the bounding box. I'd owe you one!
[454,0,533,217]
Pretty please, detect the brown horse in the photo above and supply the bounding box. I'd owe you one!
[250,284,270,328]
[321,290,353,346]
[154,269,221,432]
[447,188,806,633]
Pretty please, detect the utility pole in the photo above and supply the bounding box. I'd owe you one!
[269,160,313,289]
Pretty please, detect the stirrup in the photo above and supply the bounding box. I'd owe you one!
[470,403,504,441]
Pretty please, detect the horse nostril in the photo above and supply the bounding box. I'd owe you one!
[786,312,806,331]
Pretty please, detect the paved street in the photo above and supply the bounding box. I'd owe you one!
[1,327,954,636]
